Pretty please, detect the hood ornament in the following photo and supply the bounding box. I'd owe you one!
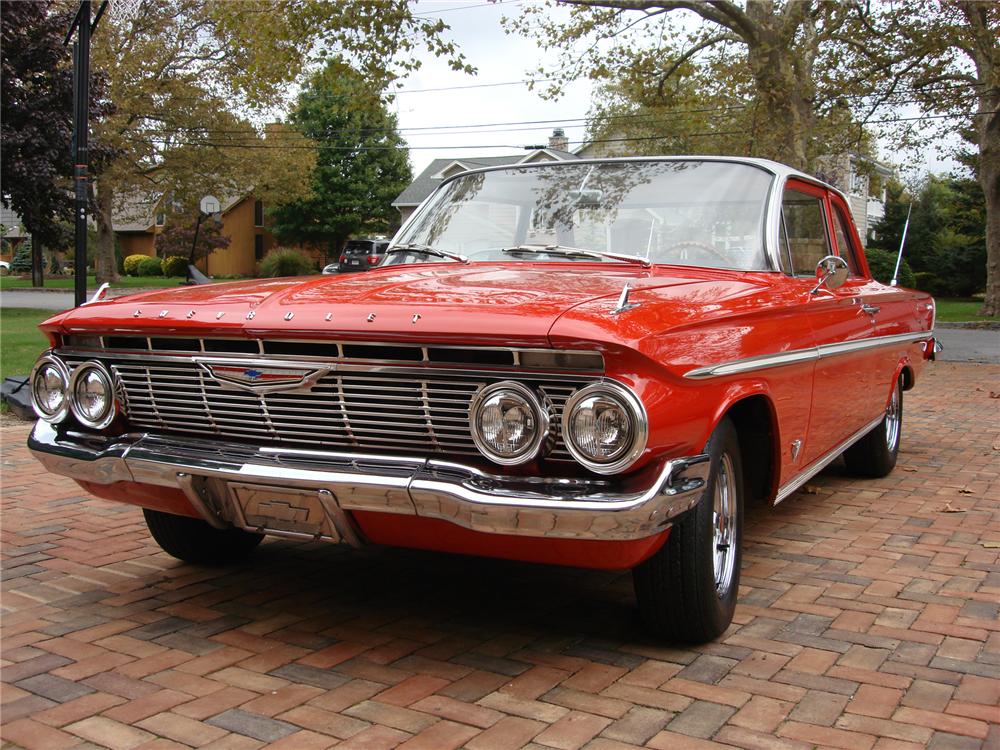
[610,282,640,315]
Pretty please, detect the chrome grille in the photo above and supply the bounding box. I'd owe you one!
[62,350,598,461]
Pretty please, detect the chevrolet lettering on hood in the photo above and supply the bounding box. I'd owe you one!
[26,157,936,644]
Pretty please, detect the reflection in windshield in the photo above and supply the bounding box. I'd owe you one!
[389,160,774,271]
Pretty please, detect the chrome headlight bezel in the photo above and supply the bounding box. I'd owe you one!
[562,381,647,475]
[30,354,71,424]
[68,360,118,430]
[469,380,549,466]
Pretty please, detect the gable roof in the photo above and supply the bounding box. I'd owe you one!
[393,149,582,208]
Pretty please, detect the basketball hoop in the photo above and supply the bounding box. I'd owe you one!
[107,0,141,25]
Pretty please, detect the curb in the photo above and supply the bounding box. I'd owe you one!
[937,321,1000,331]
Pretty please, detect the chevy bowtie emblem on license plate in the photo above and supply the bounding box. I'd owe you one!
[198,362,330,394]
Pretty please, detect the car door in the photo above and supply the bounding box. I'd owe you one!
[779,180,879,466]
[827,197,921,412]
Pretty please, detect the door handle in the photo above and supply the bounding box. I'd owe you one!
[861,304,880,315]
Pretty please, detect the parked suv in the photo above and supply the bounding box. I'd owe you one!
[337,238,389,273]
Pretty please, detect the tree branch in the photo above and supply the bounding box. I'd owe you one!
[557,0,760,45]
[656,32,740,96]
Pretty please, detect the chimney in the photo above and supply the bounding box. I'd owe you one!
[548,127,569,152]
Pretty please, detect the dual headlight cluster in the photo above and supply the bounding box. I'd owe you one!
[469,381,646,474]
[30,356,118,429]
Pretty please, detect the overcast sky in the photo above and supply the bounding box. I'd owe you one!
[391,0,959,180]
[391,0,592,175]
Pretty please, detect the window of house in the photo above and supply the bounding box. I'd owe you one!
[831,205,861,276]
[254,234,264,261]
[155,211,165,226]
[253,199,263,227]
[780,188,832,276]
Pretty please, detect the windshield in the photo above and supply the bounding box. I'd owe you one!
[388,160,774,270]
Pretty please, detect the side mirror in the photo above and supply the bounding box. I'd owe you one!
[812,255,849,293]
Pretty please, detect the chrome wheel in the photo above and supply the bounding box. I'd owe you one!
[712,452,738,598]
[884,384,901,452]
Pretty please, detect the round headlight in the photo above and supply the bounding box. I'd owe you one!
[69,361,117,429]
[30,355,70,423]
[563,383,647,474]
[469,381,549,465]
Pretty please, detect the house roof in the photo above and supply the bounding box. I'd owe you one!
[392,149,581,208]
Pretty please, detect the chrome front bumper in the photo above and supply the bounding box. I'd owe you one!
[28,421,710,544]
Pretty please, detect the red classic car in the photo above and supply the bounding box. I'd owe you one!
[28,157,936,643]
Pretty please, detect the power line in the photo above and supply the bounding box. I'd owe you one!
[411,1,522,16]
[123,109,998,153]
[129,91,983,142]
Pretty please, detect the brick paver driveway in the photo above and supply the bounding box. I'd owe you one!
[2,362,998,750]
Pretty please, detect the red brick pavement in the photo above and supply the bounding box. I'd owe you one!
[2,361,998,750]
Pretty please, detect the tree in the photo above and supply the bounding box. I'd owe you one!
[87,0,471,283]
[155,212,231,263]
[507,1,891,170]
[871,175,987,298]
[268,60,412,255]
[887,2,999,314]
[0,1,104,247]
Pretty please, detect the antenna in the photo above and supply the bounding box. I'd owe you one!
[890,202,913,287]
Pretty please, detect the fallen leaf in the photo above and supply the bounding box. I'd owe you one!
[959,488,974,495]
[803,484,821,494]
[941,503,966,513]
[989,391,1000,399]
[981,541,1000,549]
[902,467,918,472]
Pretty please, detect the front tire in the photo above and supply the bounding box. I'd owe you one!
[633,417,744,643]
[843,378,902,478]
[143,509,263,564]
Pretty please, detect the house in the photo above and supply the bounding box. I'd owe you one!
[392,129,582,225]
[813,153,893,247]
[0,204,29,263]
[112,194,297,277]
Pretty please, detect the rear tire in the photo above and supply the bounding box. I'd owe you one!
[843,378,902,478]
[143,509,263,564]
[633,417,744,643]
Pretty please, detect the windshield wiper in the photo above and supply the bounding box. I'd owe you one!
[501,244,651,268]
[385,243,469,264]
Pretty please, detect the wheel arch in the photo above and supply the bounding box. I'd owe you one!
[719,393,780,507]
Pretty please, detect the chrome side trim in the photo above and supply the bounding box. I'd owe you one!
[28,421,710,542]
[684,330,933,379]
[774,414,883,504]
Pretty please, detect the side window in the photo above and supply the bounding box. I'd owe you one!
[831,206,862,276]
[781,188,832,276]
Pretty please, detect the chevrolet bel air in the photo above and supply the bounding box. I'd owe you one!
[28,157,937,643]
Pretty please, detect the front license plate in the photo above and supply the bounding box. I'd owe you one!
[229,483,340,540]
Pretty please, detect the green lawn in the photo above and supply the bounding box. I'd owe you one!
[935,298,1000,323]
[1,308,53,381]
[0,275,191,290]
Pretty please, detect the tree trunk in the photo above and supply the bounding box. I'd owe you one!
[92,176,119,284]
[745,40,814,170]
[980,146,1000,316]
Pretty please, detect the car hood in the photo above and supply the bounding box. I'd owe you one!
[44,263,769,348]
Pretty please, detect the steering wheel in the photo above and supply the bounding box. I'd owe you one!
[662,240,730,265]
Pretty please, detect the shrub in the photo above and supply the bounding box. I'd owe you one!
[9,239,33,272]
[161,255,188,277]
[136,256,164,276]
[864,247,914,288]
[258,247,314,278]
[123,253,150,275]
[913,271,949,297]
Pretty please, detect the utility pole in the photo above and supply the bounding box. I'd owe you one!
[65,1,107,307]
